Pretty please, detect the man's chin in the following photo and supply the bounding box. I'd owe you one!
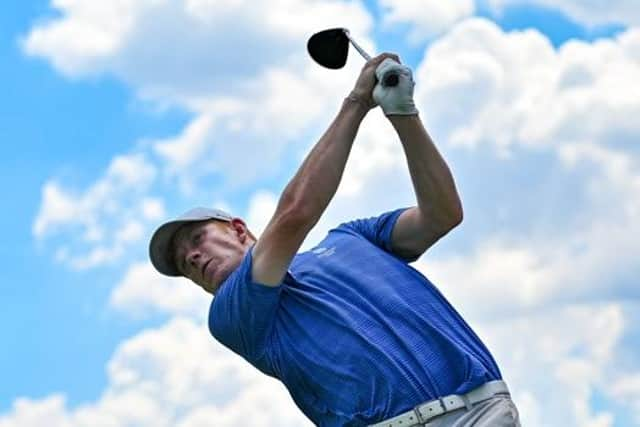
[208,273,229,295]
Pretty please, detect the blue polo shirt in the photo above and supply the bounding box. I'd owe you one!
[209,208,502,426]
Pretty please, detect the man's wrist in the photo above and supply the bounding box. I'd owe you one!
[388,113,422,131]
[345,91,372,115]
[389,113,419,121]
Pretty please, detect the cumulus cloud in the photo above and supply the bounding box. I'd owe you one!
[245,190,279,237]
[33,154,156,238]
[379,0,475,42]
[21,0,373,106]
[109,262,208,319]
[478,303,624,427]
[609,370,640,425]
[33,153,165,269]
[415,141,640,321]
[416,20,640,157]
[151,58,360,192]
[0,318,311,427]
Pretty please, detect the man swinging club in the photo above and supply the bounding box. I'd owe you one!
[149,53,521,426]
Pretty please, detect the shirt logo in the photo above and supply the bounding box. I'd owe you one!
[311,246,336,258]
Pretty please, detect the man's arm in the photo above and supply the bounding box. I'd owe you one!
[252,54,399,286]
[389,115,463,261]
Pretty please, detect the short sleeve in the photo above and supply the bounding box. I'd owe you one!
[339,207,416,261]
[208,245,282,362]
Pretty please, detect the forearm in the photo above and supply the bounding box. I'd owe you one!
[390,115,463,227]
[278,97,367,224]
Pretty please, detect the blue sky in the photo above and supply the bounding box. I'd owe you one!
[1,1,639,426]
[1,3,190,408]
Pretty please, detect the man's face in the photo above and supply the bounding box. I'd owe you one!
[171,219,250,294]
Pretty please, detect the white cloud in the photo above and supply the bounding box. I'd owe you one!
[151,56,370,193]
[34,153,157,238]
[153,114,215,177]
[410,22,640,295]
[338,111,406,196]
[0,318,311,427]
[379,0,474,42]
[477,303,624,426]
[32,153,164,269]
[245,190,279,237]
[610,374,640,397]
[64,246,121,271]
[20,0,137,77]
[416,20,640,157]
[33,181,78,239]
[488,0,640,28]
[140,198,165,221]
[411,141,640,321]
[609,372,640,425]
[22,0,373,106]
[0,395,71,427]
[109,262,208,319]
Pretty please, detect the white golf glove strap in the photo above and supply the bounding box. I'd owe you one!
[373,58,418,116]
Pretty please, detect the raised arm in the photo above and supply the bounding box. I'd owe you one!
[389,115,463,261]
[252,53,399,286]
[370,57,463,260]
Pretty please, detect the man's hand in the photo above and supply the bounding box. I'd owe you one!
[349,52,401,110]
[373,60,418,116]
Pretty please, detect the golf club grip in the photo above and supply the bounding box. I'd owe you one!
[383,71,399,87]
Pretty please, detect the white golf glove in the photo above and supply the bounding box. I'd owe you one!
[372,58,418,116]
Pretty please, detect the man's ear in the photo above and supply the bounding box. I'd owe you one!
[229,218,249,242]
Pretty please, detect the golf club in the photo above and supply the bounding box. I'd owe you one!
[307,28,399,87]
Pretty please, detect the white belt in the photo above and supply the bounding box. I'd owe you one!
[370,380,510,427]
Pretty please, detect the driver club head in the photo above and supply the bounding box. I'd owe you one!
[307,28,350,69]
[307,27,399,87]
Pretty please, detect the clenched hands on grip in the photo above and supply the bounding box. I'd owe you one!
[348,53,418,116]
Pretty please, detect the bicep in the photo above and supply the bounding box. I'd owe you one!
[390,206,459,261]
[251,208,314,287]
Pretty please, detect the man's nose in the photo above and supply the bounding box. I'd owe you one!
[186,250,202,268]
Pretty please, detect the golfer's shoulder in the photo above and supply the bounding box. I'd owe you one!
[337,208,409,239]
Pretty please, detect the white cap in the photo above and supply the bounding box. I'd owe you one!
[148,207,233,276]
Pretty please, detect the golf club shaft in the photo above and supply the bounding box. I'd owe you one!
[343,30,371,61]
[343,30,398,87]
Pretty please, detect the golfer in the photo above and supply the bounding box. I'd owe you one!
[149,53,520,426]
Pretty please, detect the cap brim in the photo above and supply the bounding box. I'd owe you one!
[149,219,194,277]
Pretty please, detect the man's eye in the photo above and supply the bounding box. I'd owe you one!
[193,231,204,244]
